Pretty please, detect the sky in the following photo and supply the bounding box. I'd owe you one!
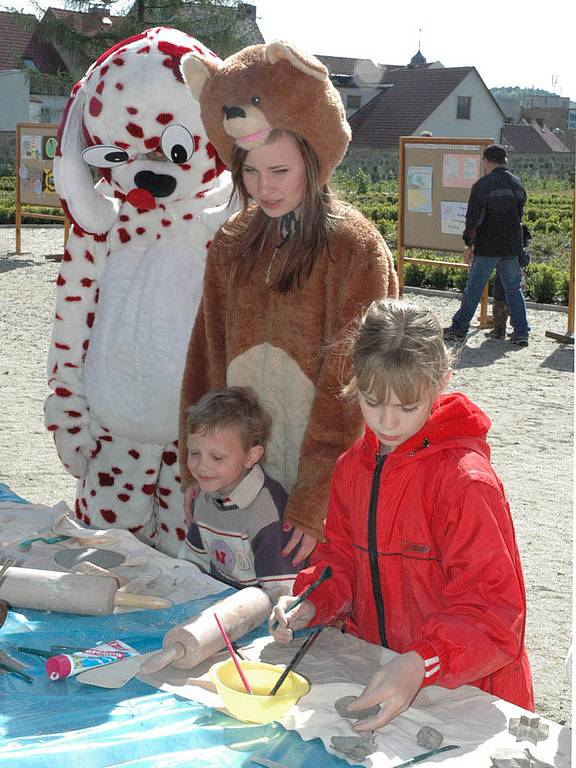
[8,0,576,101]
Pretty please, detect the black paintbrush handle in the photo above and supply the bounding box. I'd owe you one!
[269,626,323,695]
[270,566,331,631]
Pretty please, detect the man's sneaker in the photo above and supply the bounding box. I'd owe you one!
[509,332,529,347]
[485,327,506,340]
[443,327,467,342]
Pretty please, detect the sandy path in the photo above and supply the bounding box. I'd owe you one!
[0,227,572,725]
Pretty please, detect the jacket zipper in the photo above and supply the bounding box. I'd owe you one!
[368,451,387,647]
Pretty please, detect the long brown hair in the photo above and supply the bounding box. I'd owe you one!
[226,129,342,292]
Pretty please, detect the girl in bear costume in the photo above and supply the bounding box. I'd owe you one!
[45,28,233,556]
[179,42,398,563]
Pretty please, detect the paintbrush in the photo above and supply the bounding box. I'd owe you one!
[270,565,332,631]
[214,612,253,695]
[269,625,324,695]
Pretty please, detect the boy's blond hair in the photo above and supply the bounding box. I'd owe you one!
[186,387,271,450]
[342,299,452,404]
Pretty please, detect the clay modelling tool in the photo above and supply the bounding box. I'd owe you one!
[214,611,253,695]
[269,625,324,695]
[11,646,54,660]
[270,566,332,631]
[0,567,171,615]
[389,745,459,767]
[18,535,72,551]
[0,651,33,684]
[143,586,272,673]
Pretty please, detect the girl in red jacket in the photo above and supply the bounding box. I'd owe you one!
[270,298,534,731]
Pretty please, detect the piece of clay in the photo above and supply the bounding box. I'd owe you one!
[416,725,444,749]
[54,548,125,570]
[331,732,377,762]
[524,749,555,768]
[335,695,381,720]
[490,748,531,768]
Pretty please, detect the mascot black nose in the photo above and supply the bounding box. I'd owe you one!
[223,106,246,120]
[134,170,177,198]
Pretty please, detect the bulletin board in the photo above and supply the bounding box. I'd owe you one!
[15,123,69,256]
[397,136,493,326]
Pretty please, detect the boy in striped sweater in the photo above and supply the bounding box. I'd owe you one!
[183,387,300,599]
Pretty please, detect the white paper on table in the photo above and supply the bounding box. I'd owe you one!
[138,629,571,767]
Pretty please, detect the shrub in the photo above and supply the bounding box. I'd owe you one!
[525,264,561,304]
[426,266,451,291]
[404,263,427,287]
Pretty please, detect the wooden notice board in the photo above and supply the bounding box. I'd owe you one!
[15,122,69,255]
[398,136,493,325]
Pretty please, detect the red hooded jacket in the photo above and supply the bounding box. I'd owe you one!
[294,392,534,711]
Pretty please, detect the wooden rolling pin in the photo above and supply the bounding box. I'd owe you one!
[142,586,272,673]
[0,566,171,615]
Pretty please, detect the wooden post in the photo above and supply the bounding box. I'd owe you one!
[397,138,406,296]
[15,124,21,254]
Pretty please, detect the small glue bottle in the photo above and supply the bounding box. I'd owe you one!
[46,640,139,680]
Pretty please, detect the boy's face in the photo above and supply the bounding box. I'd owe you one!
[187,426,262,495]
[358,390,433,452]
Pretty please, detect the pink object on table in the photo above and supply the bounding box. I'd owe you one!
[213,612,253,695]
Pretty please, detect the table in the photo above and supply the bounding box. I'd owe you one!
[0,489,570,768]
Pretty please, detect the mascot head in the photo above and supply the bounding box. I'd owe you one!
[55,27,226,235]
[180,41,351,187]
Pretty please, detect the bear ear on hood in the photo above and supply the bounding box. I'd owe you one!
[266,41,328,82]
[181,52,221,100]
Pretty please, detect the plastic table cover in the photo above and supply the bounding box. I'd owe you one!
[0,484,345,768]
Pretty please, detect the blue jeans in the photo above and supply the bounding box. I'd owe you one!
[450,255,530,336]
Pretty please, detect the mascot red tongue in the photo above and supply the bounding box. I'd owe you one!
[46,27,234,556]
[125,188,156,210]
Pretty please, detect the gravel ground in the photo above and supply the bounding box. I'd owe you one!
[0,226,573,726]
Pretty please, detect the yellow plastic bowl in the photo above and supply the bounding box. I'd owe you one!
[209,658,310,724]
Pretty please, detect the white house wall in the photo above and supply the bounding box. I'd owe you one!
[417,71,503,142]
[0,71,30,130]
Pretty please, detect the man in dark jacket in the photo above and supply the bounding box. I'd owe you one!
[444,144,530,346]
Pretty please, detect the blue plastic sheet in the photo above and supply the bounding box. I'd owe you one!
[0,488,345,768]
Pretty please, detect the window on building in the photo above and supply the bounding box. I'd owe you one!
[346,94,362,110]
[23,59,37,69]
[456,96,471,120]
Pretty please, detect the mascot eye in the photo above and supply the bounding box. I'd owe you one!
[251,96,261,106]
[161,124,195,165]
[82,145,130,168]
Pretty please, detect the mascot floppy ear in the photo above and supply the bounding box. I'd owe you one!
[180,53,221,100]
[54,84,118,235]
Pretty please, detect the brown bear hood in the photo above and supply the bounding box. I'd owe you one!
[181,42,351,186]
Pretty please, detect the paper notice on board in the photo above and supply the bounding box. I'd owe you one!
[442,154,480,188]
[21,135,43,160]
[440,201,468,235]
[407,166,432,213]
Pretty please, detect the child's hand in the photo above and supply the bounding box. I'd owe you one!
[269,596,316,644]
[347,651,425,732]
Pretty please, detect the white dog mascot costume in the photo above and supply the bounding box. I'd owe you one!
[46,28,233,555]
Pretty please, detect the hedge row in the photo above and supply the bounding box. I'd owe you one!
[403,253,570,306]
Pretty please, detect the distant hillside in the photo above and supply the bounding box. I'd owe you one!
[491,86,560,101]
